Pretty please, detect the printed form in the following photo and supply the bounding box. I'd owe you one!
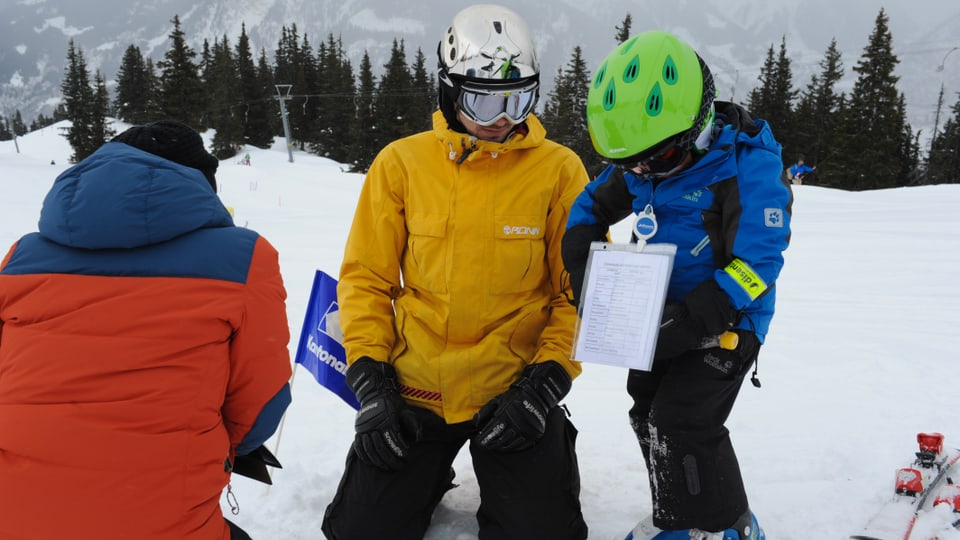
[573,242,675,371]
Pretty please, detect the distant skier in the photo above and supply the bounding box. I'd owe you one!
[786,156,815,184]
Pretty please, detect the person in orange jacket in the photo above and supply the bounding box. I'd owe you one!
[321,5,589,540]
[0,120,292,540]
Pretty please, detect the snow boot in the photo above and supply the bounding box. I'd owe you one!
[624,514,661,539]
[625,511,764,540]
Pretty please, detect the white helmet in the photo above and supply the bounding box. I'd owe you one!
[437,4,540,128]
[439,4,539,85]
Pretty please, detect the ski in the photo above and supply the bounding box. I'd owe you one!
[850,432,960,540]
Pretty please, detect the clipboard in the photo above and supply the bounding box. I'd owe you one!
[571,241,676,371]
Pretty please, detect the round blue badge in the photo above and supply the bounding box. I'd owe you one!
[633,204,658,241]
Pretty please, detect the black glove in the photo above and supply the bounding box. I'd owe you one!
[229,445,283,485]
[561,223,609,307]
[655,280,738,360]
[346,357,421,471]
[474,361,572,452]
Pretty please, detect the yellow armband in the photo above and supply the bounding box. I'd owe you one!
[723,258,768,301]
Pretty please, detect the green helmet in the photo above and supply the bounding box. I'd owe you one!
[587,30,716,162]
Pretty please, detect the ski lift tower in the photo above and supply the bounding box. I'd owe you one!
[275,84,294,163]
[931,47,958,155]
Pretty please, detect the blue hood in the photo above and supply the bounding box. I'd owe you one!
[39,142,232,250]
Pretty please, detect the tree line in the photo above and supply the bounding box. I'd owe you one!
[542,10,960,188]
[3,9,958,187]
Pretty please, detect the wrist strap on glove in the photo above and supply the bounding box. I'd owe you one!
[346,356,399,401]
[474,361,573,452]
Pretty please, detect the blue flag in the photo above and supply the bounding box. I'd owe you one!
[293,270,360,410]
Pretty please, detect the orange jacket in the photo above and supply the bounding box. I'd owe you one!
[0,143,292,539]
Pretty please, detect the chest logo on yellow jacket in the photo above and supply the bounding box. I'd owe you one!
[503,225,541,236]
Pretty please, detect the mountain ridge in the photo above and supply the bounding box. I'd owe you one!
[2,0,958,136]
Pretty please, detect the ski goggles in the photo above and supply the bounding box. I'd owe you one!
[613,136,686,176]
[457,86,537,126]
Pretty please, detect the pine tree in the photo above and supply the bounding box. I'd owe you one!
[90,70,115,147]
[114,45,153,124]
[236,25,273,148]
[747,46,777,121]
[29,112,56,132]
[60,39,96,162]
[409,48,436,133]
[747,37,796,151]
[540,46,602,176]
[309,34,357,162]
[142,58,164,123]
[836,8,914,189]
[375,39,415,147]
[156,15,205,128]
[52,104,69,123]
[11,110,27,136]
[615,13,633,44]
[208,35,243,159]
[199,39,214,129]
[925,95,960,184]
[0,117,11,141]
[791,39,845,186]
[308,36,333,157]
[351,51,378,172]
[256,48,279,141]
[273,25,311,148]
[294,33,321,150]
[273,25,299,95]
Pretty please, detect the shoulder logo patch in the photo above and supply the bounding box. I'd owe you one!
[764,208,784,228]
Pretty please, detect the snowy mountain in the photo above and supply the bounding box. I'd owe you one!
[2,0,959,136]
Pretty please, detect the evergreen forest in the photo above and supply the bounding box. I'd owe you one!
[2,9,958,188]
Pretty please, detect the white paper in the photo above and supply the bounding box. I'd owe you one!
[573,242,675,371]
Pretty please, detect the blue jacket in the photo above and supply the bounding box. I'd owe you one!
[789,162,815,178]
[565,102,792,341]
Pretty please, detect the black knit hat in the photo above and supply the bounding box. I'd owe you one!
[112,120,219,191]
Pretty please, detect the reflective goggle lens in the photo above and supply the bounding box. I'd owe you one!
[458,89,536,126]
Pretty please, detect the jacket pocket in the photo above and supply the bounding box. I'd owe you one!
[406,213,449,293]
[492,215,546,295]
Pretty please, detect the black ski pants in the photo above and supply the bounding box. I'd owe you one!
[627,329,760,532]
[321,405,587,540]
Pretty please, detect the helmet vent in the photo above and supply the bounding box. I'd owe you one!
[646,82,663,116]
[623,56,640,83]
[593,63,607,89]
[603,79,616,111]
[662,55,679,85]
[493,21,503,33]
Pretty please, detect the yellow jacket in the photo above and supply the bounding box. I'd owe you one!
[339,110,588,424]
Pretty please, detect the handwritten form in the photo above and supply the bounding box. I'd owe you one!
[573,243,675,371]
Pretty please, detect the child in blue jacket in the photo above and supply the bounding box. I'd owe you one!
[562,31,793,540]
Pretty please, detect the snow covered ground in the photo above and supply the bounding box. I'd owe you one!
[2,123,959,539]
